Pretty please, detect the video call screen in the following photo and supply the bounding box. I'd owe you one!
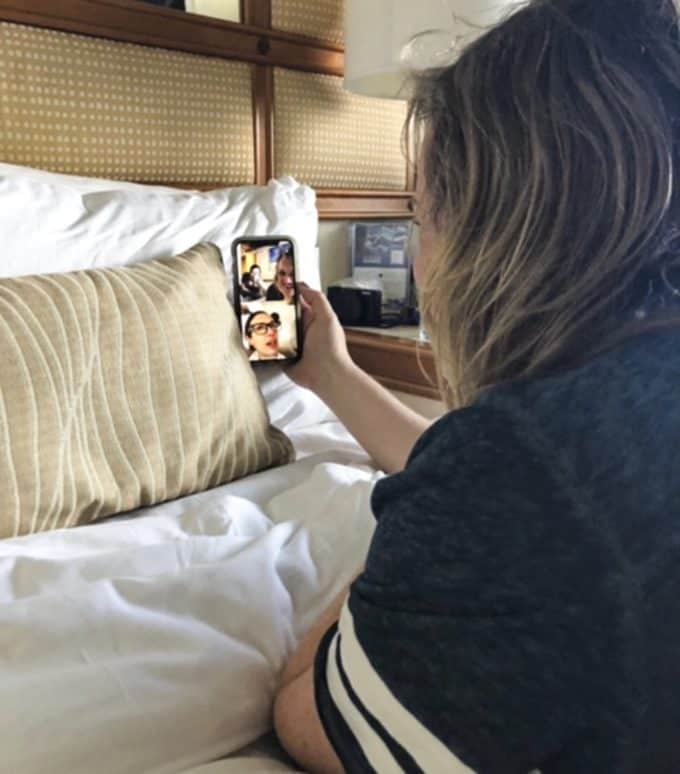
[233,238,300,364]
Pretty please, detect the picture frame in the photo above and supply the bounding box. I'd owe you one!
[348,220,413,313]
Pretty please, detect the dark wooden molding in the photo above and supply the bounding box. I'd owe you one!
[344,329,440,400]
[316,190,414,220]
[0,0,417,217]
[242,0,270,29]
[252,65,274,184]
[0,0,344,74]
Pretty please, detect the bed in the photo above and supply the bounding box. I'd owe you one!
[0,163,383,774]
[0,65,392,774]
[0,377,378,774]
[0,4,417,769]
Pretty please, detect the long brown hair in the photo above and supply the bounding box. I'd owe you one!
[409,0,680,408]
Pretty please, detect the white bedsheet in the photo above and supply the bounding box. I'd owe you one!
[0,420,379,774]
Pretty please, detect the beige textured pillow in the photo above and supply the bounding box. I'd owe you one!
[0,243,293,538]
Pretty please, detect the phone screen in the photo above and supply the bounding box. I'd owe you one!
[232,237,302,364]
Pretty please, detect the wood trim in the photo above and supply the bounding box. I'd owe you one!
[344,329,440,400]
[0,0,416,215]
[252,65,274,184]
[244,0,272,183]
[316,191,414,220]
[242,0,270,28]
[0,0,344,74]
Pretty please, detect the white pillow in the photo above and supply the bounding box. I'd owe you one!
[258,367,335,433]
[0,163,320,290]
[0,163,328,432]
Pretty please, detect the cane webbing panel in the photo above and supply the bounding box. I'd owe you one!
[273,68,407,190]
[0,22,254,185]
[271,0,344,45]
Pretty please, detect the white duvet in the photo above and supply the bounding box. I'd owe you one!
[0,390,379,774]
[0,166,373,773]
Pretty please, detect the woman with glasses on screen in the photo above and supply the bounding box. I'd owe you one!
[272,1,680,772]
[245,311,285,361]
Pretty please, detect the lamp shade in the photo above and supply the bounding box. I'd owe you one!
[344,0,522,99]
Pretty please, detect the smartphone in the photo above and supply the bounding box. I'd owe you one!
[231,236,303,365]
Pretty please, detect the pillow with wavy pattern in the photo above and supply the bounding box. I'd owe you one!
[0,242,293,538]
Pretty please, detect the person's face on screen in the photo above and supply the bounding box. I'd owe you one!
[250,266,261,283]
[247,313,280,358]
[275,255,295,301]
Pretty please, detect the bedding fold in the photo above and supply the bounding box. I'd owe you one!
[0,442,378,774]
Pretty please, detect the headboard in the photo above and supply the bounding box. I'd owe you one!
[0,0,414,219]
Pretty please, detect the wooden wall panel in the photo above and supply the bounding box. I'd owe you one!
[273,68,408,190]
[0,0,414,217]
[0,0,343,74]
[0,21,254,184]
[271,0,343,46]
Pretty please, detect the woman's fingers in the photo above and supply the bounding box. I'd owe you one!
[297,284,323,331]
[298,286,312,310]
[296,282,318,306]
[297,283,334,319]
[297,283,323,305]
[299,295,314,333]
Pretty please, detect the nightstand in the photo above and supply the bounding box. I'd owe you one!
[344,326,440,401]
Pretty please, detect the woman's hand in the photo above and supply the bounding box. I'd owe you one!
[287,283,355,395]
[288,284,431,473]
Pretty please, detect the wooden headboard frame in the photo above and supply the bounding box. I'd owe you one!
[0,0,415,219]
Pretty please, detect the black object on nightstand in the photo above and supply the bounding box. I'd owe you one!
[327,286,382,326]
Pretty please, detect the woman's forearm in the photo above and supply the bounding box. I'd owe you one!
[287,285,432,471]
[316,361,431,474]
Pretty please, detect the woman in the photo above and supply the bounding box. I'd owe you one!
[266,252,296,303]
[240,265,266,301]
[245,310,285,361]
[273,1,680,772]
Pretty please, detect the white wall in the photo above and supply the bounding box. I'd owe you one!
[317,221,445,419]
[185,0,240,22]
[317,220,351,290]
